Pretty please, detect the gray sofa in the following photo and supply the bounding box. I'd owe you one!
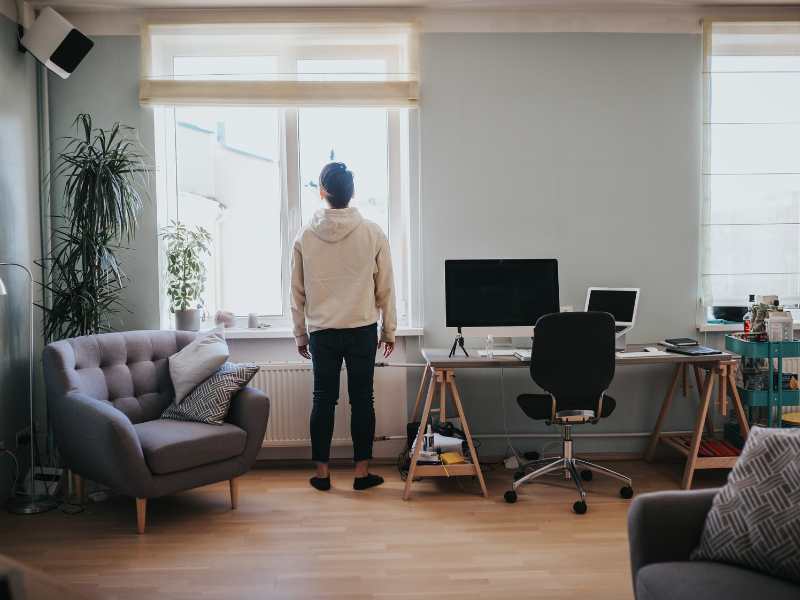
[43,330,270,534]
[628,489,800,600]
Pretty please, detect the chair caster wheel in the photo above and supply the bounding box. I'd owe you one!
[573,500,587,514]
[523,451,540,461]
[513,470,525,481]
[504,490,518,503]
[580,469,593,482]
[620,486,634,499]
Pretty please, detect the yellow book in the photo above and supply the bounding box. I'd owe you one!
[440,452,466,465]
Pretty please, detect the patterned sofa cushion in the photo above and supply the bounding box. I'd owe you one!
[162,362,259,425]
[691,427,800,584]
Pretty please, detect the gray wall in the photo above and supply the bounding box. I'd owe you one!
[417,33,703,454]
[48,36,159,332]
[0,14,42,503]
[45,32,705,456]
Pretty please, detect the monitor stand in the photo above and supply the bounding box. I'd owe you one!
[616,332,627,352]
[449,328,469,358]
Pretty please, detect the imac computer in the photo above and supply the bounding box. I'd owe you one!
[584,287,640,351]
[445,259,559,356]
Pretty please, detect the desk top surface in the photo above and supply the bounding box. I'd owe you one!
[421,345,737,368]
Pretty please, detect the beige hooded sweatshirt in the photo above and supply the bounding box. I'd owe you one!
[291,207,397,346]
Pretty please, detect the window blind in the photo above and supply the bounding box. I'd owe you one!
[702,20,800,307]
[140,20,419,107]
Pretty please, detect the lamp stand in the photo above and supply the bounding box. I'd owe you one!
[0,262,58,514]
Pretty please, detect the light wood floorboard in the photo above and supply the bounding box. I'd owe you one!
[0,460,727,600]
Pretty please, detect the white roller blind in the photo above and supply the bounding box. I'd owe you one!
[702,20,800,307]
[140,20,419,107]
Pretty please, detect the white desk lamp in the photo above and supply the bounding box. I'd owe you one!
[0,262,58,514]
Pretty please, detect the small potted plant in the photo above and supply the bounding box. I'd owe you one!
[160,220,212,331]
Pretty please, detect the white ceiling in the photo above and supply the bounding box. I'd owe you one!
[31,0,800,10]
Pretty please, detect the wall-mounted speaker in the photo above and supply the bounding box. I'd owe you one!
[20,7,93,79]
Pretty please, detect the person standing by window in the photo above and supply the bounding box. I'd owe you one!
[291,162,396,491]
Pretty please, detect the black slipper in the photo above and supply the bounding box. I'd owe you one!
[353,473,384,491]
[310,476,331,491]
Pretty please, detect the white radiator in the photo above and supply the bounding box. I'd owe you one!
[250,362,407,455]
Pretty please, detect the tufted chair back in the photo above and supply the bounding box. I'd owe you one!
[44,330,196,424]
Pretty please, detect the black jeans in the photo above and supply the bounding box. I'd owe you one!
[309,323,377,463]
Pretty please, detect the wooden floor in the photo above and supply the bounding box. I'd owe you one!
[0,460,727,600]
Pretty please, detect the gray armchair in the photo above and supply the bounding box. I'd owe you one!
[43,330,270,534]
[628,490,800,600]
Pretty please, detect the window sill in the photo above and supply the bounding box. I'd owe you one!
[223,326,424,340]
[697,322,800,333]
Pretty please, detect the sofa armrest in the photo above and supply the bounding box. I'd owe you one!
[51,392,152,495]
[227,386,270,465]
[628,489,717,585]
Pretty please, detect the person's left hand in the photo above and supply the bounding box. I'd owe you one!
[378,341,395,358]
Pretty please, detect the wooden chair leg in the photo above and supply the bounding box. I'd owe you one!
[136,498,147,534]
[229,478,239,510]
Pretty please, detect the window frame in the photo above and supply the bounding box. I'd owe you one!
[699,18,800,328]
[152,40,417,331]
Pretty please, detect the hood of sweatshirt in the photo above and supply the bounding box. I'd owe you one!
[308,207,364,243]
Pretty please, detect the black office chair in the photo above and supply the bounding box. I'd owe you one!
[504,311,634,513]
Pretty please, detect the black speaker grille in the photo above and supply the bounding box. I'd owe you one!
[50,29,93,74]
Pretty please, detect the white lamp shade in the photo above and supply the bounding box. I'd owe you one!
[0,275,6,296]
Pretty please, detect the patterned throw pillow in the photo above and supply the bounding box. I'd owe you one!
[161,362,259,425]
[691,426,800,583]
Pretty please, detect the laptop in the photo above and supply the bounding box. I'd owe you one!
[585,287,641,340]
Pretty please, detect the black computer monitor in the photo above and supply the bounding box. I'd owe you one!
[445,259,559,329]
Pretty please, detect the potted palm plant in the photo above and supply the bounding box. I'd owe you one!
[161,220,212,331]
[40,114,152,340]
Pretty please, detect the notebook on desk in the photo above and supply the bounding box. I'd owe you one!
[663,345,722,356]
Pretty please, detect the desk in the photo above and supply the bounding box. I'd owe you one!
[403,346,749,500]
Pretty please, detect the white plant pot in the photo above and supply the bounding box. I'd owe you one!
[175,308,201,331]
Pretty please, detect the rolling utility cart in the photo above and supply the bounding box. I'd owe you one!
[725,334,800,428]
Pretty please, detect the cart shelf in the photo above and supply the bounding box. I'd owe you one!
[725,334,800,427]
[736,388,800,408]
[725,335,800,359]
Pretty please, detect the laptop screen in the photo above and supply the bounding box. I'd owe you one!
[586,289,638,324]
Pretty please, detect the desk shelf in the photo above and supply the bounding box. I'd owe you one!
[412,463,478,477]
[661,434,741,470]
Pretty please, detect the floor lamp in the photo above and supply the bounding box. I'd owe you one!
[0,262,58,514]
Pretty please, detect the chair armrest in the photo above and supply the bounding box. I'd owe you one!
[227,386,270,464]
[51,391,152,496]
[628,489,717,584]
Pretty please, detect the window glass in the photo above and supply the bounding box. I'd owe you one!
[174,104,283,316]
[298,107,390,234]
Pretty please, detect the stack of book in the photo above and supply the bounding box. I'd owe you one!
[660,338,722,356]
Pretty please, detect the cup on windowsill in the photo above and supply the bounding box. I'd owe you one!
[248,313,260,329]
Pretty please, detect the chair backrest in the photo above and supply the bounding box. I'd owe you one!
[531,312,615,411]
[43,330,196,423]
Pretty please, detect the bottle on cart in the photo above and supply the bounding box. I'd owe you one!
[743,294,755,334]
[742,294,756,333]
[767,300,793,342]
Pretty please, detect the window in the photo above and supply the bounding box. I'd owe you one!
[702,21,800,312]
[147,22,419,329]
